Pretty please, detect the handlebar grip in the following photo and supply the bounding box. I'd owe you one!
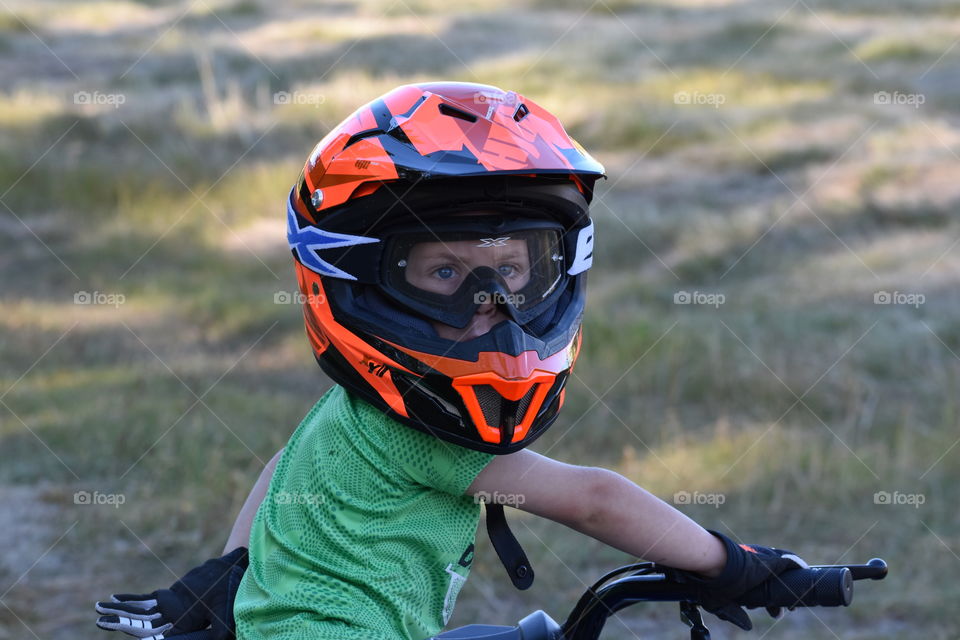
[737,567,853,608]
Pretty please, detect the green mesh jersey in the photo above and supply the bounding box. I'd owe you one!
[233,385,495,640]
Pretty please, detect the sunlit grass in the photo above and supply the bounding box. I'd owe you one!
[0,9,33,33]
[854,33,955,62]
[1,0,959,637]
[637,69,833,108]
[21,1,160,33]
[0,91,65,128]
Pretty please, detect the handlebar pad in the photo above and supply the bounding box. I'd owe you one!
[736,567,853,608]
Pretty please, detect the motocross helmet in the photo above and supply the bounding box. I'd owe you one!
[287,81,604,454]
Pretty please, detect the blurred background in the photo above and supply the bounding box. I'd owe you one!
[1,0,958,638]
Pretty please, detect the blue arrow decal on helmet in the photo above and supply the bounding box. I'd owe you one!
[286,195,378,280]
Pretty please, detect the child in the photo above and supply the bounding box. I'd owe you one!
[95,82,806,640]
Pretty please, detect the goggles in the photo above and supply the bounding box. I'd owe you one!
[379,216,568,329]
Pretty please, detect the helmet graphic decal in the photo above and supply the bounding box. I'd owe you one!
[286,196,378,279]
[567,221,594,276]
[476,237,511,247]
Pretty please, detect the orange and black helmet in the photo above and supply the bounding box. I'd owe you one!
[286,81,604,454]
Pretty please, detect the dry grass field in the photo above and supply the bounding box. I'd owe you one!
[1,0,959,638]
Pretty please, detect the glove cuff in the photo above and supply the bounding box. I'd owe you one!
[699,530,747,590]
[221,546,249,570]
[153,587,205,632]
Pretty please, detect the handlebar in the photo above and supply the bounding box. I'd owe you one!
[167,559,888,640]
[561,558,888,639]
[739,566,852,608]
[736,558,885,609]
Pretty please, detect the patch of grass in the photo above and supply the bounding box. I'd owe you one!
[810,0,956,16]
[863,201,951,228]
[667,20,794,66]
[0,90,65,129]
[34,1,157,33]
[4,1,960,636]
[0,331,304,484]
[0,10,34,33]
[860,163,899,190]
[0,145,183,227]
[572,110,711,154]
[752,144,836,175]
[180,0,264,29]
[374,0,511,16]
[855,35,948,62]
[638,68,833,109]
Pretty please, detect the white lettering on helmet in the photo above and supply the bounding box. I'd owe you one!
[567,221,594,275]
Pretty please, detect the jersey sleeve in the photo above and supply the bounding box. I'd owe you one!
[395,426,495,495]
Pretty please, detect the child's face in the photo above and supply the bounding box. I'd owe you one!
[403,230,532,342]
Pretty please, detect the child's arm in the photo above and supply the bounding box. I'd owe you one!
[466,449,726,577]
[222,448,284,553]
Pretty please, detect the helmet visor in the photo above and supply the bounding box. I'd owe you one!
[381,220,566,329]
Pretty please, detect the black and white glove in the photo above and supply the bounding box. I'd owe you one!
[95,547,248,640]
[663,530,809,630]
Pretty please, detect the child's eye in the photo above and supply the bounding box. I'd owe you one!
[434,266,456,280]
[498,264,518,278]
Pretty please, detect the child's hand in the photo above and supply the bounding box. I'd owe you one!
[662,530,809,630]
[94,547,248,639]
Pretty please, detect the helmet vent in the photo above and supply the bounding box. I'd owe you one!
[513,103,530,122]
[473,384,539,430]
[438,103,478,123]
[345,127,385,149]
